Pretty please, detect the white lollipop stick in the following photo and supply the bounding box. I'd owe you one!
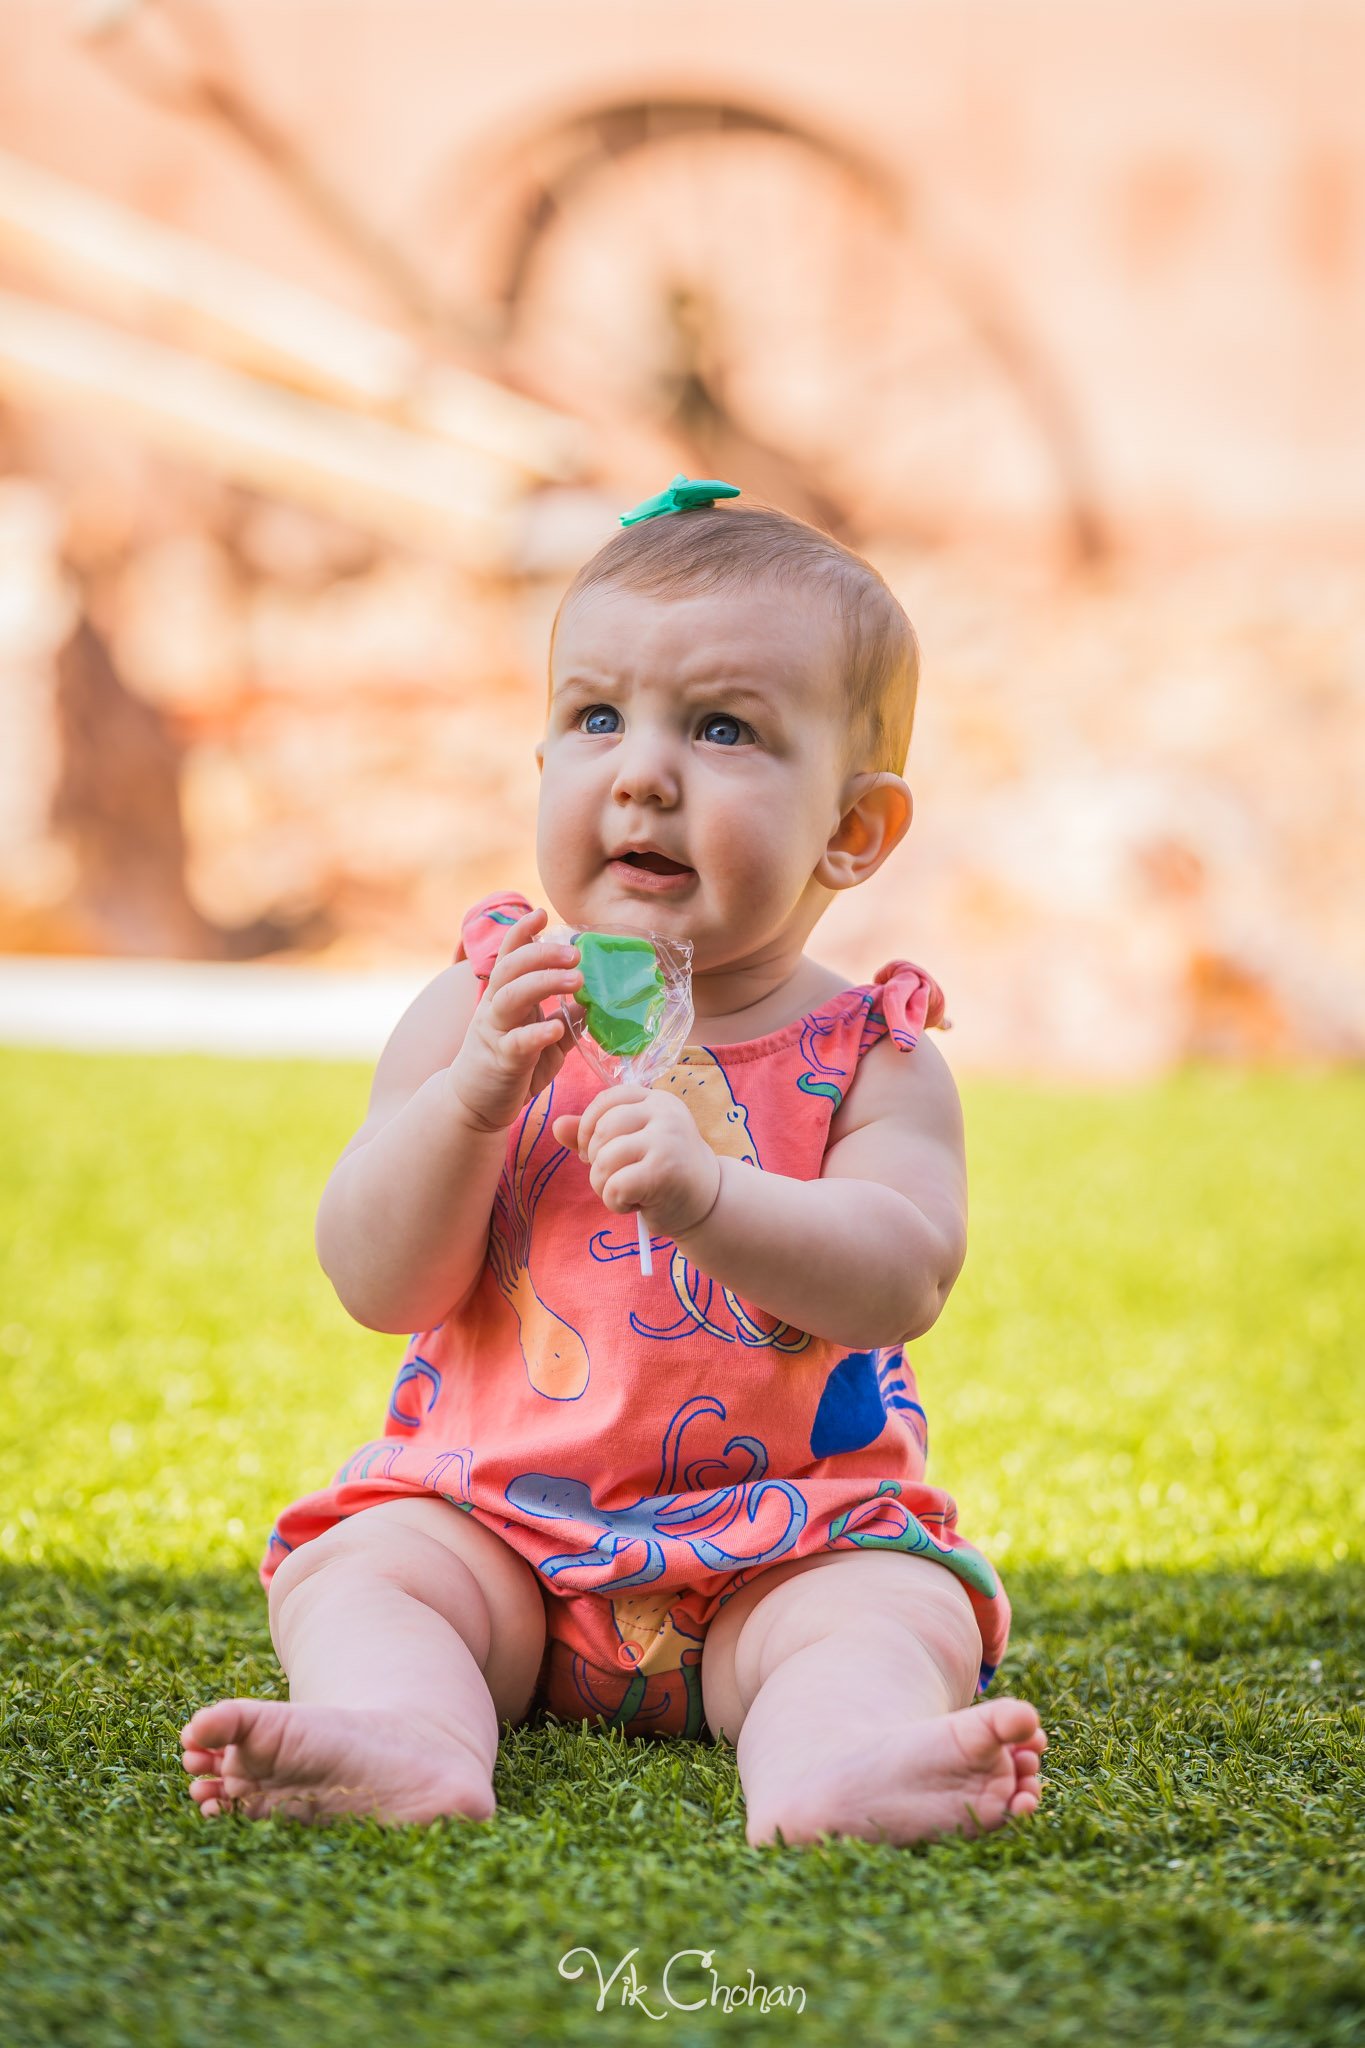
[621,1048,656,1276]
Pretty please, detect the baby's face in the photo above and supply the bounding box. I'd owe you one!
[535,581,858,971]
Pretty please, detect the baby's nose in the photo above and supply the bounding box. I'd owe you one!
[609,735,680,806]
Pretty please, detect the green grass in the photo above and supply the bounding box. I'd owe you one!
[1,1049,1361,2047]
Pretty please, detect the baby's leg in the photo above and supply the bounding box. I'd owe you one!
[701,1552,1046,1848]
[179,1497,547,1827]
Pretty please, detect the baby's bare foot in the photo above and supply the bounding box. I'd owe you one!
[744,1696,1047,1848]
[179,1696,496,1827]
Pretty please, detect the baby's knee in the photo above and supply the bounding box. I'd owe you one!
[737,1552,982,1709]
[266,1504,494,1664]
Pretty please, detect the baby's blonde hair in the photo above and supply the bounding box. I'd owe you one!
[548,499,920,777]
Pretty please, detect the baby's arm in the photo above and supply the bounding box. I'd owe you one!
[316,908,584,1333]
[313,960,502,1332]
[672,1033,967,1350]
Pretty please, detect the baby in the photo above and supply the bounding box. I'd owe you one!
[180,480,1046,1846]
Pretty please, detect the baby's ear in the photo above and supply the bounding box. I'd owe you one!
[818,773,913,890]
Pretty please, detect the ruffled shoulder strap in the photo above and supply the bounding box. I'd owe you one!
[857,958,951,1057]
[452,890,536,982]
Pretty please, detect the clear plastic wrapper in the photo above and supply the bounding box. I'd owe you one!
[546,919,694,1274]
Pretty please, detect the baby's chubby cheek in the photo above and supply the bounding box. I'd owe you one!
[706,808,813,909]
[534,786,596,907]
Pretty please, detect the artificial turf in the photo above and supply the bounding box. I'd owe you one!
[1,1048,1360,2046]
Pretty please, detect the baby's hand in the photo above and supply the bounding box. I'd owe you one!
[447,906,586,1133]
[552,1085,722,1241]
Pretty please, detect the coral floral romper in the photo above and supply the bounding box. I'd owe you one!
[260,890,1011,1739]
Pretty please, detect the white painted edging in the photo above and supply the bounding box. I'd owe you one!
[0,955,432,1060]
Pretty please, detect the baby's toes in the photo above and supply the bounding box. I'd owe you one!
[181,1745,223,1775]
[975,1696,1041,1751]
[1013,1746,1042,1782]
[1007,1781,1043,1819]
[189,1776,229,1816]
[180,1698,259,1755]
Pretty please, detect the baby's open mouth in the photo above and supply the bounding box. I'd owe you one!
[613,851,694,875]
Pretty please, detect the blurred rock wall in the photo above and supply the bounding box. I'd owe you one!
[0,0,1361,1075]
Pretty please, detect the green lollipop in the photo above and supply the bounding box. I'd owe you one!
[574,932,664,1057]
[556,922,693,1278]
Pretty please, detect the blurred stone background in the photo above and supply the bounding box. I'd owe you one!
[0,0,1361,1076]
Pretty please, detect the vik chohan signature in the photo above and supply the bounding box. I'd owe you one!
[559,1945,807,2017]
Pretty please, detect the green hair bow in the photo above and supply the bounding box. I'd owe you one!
[619,472,741,526]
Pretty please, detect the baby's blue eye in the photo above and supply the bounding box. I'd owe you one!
[700,713,747,747]
[576,705,751,745]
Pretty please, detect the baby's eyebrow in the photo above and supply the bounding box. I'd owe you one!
[552,673,780,715]
[691,680,779,714]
